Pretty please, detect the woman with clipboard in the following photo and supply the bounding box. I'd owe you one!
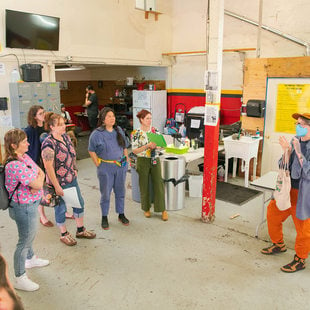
[131,109,168,221]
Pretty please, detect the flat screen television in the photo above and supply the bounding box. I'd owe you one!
[6,9,60,51]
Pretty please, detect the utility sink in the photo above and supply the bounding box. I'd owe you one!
[223,135,262,160]
[222,135,262,187]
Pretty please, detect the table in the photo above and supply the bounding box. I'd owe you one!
[223,135,262,187]
[250,171,278,237]
[164,145,224,164]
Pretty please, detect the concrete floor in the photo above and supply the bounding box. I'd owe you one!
[0,158,309,310]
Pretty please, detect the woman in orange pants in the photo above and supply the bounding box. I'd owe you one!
[261,112,310,273]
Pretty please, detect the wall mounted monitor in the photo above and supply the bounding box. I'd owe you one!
[6,9,60,51]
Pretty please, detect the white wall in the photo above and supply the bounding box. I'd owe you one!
[169,0,310,90]
[0,0,172,98]
[1,0,309,141]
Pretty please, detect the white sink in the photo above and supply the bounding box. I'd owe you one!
[223,135,262,187]
[223,135,262,160]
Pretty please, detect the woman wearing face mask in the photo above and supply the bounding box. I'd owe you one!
[261,112,310,273]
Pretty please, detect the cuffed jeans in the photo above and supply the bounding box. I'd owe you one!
[9,199,40,277]
[55,178,84,226]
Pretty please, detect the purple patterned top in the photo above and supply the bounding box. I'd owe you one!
[41,133,77,186]
[5,154,43,204]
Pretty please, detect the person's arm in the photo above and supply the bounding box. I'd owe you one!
[89,151,100,167]
[132,142,155,155]
[42,147,64,196]
[28,168,45,190]
[123,148,129,163]
[84,93,92,107]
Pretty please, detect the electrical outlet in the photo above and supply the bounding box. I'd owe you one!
[66,56,73,61]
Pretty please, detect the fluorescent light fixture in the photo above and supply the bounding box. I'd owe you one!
[55,65,86,71]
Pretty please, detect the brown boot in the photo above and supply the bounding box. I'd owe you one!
[162,211,168,221]
[144,211,151,218]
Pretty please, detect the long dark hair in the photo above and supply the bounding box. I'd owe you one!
[97,107,125,148]
[27,105,44,128]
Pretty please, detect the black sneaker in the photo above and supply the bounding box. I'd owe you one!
[118,214,130,226]
[101,216,109,230]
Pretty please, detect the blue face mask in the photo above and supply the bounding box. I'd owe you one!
[296,124,308,137]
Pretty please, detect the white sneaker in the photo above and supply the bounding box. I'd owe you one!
[25,255,50,269]
[14,274,39,291]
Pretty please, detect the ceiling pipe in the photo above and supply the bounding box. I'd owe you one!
[225,9,310,56]
[256,0,263,58]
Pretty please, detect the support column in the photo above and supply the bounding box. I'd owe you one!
[201,0,224,222]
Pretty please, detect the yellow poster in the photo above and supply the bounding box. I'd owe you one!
[275,84,310,133]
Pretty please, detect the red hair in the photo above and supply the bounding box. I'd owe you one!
[136,109,151,121]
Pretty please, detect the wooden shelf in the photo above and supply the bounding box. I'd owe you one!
[145,10,162,21]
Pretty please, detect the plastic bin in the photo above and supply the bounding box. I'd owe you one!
[20,64,42,82]
[162,156,187,210]
[188,175,203,197]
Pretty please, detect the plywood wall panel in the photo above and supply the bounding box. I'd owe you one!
[241,56,310,177]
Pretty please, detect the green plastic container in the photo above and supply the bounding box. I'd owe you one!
[165,145,189,154]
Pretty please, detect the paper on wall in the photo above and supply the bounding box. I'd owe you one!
[62,187,82,209]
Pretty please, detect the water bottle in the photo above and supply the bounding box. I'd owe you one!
[11,69,21,82]
[256,127,260,138]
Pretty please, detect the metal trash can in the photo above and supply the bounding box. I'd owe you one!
[162,156,187,210]
[131,167,153,203]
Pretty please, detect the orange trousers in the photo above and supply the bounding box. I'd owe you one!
[266,188,310,259]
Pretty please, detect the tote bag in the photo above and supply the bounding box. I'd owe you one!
[273,151,291,211]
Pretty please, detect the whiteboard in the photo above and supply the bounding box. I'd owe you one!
[262,77,310,174]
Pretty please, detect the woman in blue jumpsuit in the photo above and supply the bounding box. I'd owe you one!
[88,107,129,230]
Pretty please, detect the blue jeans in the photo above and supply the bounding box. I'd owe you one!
[54,178,84,226]
[9,199,40,277]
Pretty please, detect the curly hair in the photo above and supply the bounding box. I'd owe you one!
[3,129,27,163]
[27,105,44,128]
[97,107,125,148]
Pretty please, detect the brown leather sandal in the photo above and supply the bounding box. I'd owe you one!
[60,232,77,246]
